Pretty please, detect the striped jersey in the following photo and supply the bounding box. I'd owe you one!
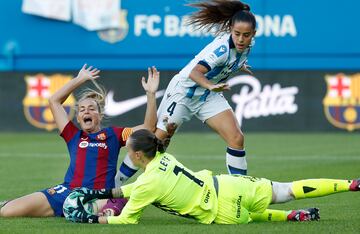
[60,121,132,189]
[175,34,254,100]
[108,152,218,224]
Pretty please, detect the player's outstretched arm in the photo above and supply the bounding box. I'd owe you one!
[133,66,160,132]
[189,64,230,92]
[48,64,100,133]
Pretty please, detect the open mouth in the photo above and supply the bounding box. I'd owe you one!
[83,117,93,125]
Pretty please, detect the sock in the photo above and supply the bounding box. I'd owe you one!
[226,147,247,175]
[292,179,352,199]
[250,209,289,222]
[115,154,139,187]
[272,182,294,203]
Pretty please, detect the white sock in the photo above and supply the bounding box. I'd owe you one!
[271,182,294,203]
[115,154,139,187]
[226,147,247,175]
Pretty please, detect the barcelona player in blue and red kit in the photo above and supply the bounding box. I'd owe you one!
[61,121,131,190]
[0,65,160,217]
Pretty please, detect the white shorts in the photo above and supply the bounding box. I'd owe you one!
[157,78,232,132]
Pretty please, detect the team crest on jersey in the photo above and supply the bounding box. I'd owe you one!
[47,188,56,195]
[323,73,360,131]
[23,74,76,131]
[97,5,129,44]
[214,45,227,57]
[96,132,107,141]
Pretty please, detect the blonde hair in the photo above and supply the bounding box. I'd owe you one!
[76,80,107,118]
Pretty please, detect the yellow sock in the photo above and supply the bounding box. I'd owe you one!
[292,179,351,199]
[250,209,289,222]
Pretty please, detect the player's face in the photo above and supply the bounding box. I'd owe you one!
[76,98,102,133]
[231,21,256,52]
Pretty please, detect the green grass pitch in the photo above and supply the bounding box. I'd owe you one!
[0,132,359,233]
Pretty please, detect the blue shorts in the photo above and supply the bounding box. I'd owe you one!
[40,184,71,217]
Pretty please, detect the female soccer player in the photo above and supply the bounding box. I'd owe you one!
[117,0,257,185]
[0,64,160,217]
[66,127,360,224]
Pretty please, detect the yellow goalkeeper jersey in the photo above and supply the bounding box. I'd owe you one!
[107,152,218,224]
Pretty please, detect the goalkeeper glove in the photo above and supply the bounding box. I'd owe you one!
[73,187,113,204]
[68,199,99,224]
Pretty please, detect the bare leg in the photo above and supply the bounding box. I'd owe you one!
[206,109,246,174]
[0,192,54,217]
[205,109,244,148]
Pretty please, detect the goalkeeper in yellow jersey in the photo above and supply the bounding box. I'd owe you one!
[65,125,360,224]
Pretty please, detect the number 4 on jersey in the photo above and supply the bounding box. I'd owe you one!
[167,102,177,116]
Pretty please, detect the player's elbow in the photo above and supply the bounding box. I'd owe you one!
[48,95,59,107]
[189,70,198,82]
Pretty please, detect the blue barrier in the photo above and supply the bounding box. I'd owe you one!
[0,0,359,71]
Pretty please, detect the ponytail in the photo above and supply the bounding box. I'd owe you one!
[156,138,171,154]
[187,0,256,33]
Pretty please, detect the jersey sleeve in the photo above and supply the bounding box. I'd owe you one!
[121,183,135,198]
[107,177,159,224]
[113,127,133,146]
[198,44,228,71]
[60,121,79,143]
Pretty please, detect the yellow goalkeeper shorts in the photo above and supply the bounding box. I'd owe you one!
[213,175,272,224]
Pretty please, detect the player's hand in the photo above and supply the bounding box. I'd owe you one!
[76,64,100,81]
[67,201,99,223]
[240,63,253,75]
[208,83,230,92]
[73,187,112,204]
[142,66,160,94]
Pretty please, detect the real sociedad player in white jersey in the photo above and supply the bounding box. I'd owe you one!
[116,0,258,185]
[176,34,253,99]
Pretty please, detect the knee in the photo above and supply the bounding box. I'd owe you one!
[0,205,14,217]
[227,131,244,149]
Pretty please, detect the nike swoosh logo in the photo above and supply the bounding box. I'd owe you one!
[104,90,165,116]
[104,75,257,117]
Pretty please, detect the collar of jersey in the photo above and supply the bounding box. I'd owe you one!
[80,128,104,138]
[145,152,164,172]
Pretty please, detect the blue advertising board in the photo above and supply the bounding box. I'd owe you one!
[0,0,359,71]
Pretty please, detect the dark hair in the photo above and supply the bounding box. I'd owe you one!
[187,0,256,33]
[129,129,170,158]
